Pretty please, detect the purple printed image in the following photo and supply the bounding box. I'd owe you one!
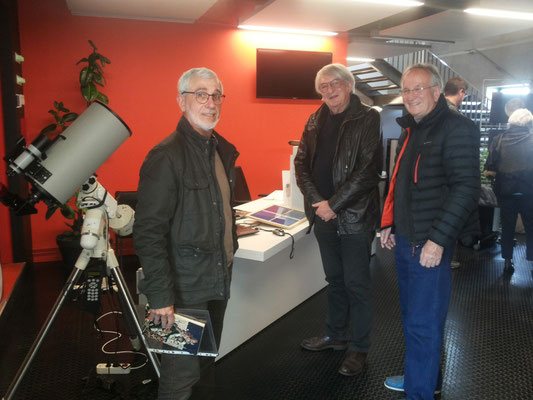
[264,205,291,215]
[251,210,276,221]
[271,217,299,227]
[286,209,305,219]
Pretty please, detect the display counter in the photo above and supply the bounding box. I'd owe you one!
[217,192,326,359]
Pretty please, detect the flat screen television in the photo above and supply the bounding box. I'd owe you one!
[256,48,332,100]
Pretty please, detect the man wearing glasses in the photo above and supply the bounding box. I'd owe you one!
[380,64,479,399]
[134,67,238,399]
[294,63,382,376]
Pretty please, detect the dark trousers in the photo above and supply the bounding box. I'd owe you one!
[158,299,227,400]
[313,218,374,352]
[499,194,533,261]
[395,235,454,400]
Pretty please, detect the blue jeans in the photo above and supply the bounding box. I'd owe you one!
[394,235,454,400]
[314,218,374,352]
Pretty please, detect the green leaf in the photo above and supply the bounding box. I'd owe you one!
[76,57,89,65]
[40,124,57,135]
[93,74,104,86]
[96,92,109,104]
[45,204,59,220]
[83,82,98,102]
[89,39,97,51]
[79,67,89,85]
[92,63,104,75]
[63,112,78,123]
[57,102,68,112]
[60,204,76,219]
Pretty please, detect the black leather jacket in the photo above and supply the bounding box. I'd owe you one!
[133,117,239,308]
[294,94,382,234]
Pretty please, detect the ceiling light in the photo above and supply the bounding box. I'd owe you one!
[238,25,338,37]
[464,8,533,21]
[354,0,424,6]
[347,57,376,62]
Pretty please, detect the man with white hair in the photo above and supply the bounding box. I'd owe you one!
[484,104,533,274]
[380,63,480,399]
[134,67,239,399]
[295,63,382,377]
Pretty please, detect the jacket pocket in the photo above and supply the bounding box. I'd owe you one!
[174,245,216,288]
[184,176,209,190]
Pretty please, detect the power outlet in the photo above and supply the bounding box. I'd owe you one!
[96,363,131,375]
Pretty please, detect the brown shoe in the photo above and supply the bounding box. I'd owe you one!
[338,351,367,376]
[300,336,348,351]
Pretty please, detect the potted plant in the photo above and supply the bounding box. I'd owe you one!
[40,40,111,269]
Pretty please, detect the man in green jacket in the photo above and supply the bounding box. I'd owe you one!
[133,67,239,400]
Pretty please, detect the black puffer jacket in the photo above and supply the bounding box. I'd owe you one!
[133,117,239,308]
[294,94,382,234]
[389,95,480,248]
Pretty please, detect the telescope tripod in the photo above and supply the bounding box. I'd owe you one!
[2,247,161,400]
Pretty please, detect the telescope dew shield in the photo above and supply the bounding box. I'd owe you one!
[29,101,132,204]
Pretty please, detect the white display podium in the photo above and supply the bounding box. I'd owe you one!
[217,192,326,359]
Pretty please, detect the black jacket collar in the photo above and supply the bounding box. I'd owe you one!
[396,94,450,129]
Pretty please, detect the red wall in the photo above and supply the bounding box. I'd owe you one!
[17,0,347,262]
[0,70,15,264]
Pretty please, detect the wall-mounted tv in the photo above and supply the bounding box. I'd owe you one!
[256,48,332,100]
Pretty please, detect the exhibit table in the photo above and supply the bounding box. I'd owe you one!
[217,192,326,359]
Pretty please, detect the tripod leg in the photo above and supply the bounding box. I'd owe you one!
[3,266,84,400]
[109,259,161,379]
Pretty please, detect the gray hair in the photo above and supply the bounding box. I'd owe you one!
[178,67,223,94]
[315,63,355,94]
[504,97,526,117]
[402,63,443,90]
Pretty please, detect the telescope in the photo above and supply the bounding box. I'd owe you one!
[1,101,131,215]
[1,101,161,400]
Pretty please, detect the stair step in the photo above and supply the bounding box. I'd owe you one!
[356,76,390,84]
[351,67,376,75]
[365,84,399,91]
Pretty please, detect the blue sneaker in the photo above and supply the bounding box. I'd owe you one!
[384,375,441,394]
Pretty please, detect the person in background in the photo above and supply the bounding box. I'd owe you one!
[484,104,533,274]
[380,63,480,399]
[133,67,239,400]
[444,77,468,112]
[294,63,382,377]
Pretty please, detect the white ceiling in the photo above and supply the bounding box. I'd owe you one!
[239,0,416,32]
[66,0,218,23]
[64,0,533,82]
[379,9,533,43]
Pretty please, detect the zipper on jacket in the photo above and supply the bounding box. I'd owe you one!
[414,153,421,184]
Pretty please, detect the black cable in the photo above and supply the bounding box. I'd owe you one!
[256,227,295,259]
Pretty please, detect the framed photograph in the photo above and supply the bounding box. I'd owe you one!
[247,205,307,229]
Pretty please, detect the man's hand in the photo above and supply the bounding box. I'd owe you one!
[149,306,175,329]
[380,227,396,250]
[483,170,496,178]
[312,200,336,221]
[420,240,444,268]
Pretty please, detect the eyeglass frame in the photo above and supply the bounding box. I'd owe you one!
[400,85,438,96]
[318,79,345,93]
[181,90,226,105]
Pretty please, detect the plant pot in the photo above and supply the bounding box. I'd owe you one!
[56,235,83,270]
